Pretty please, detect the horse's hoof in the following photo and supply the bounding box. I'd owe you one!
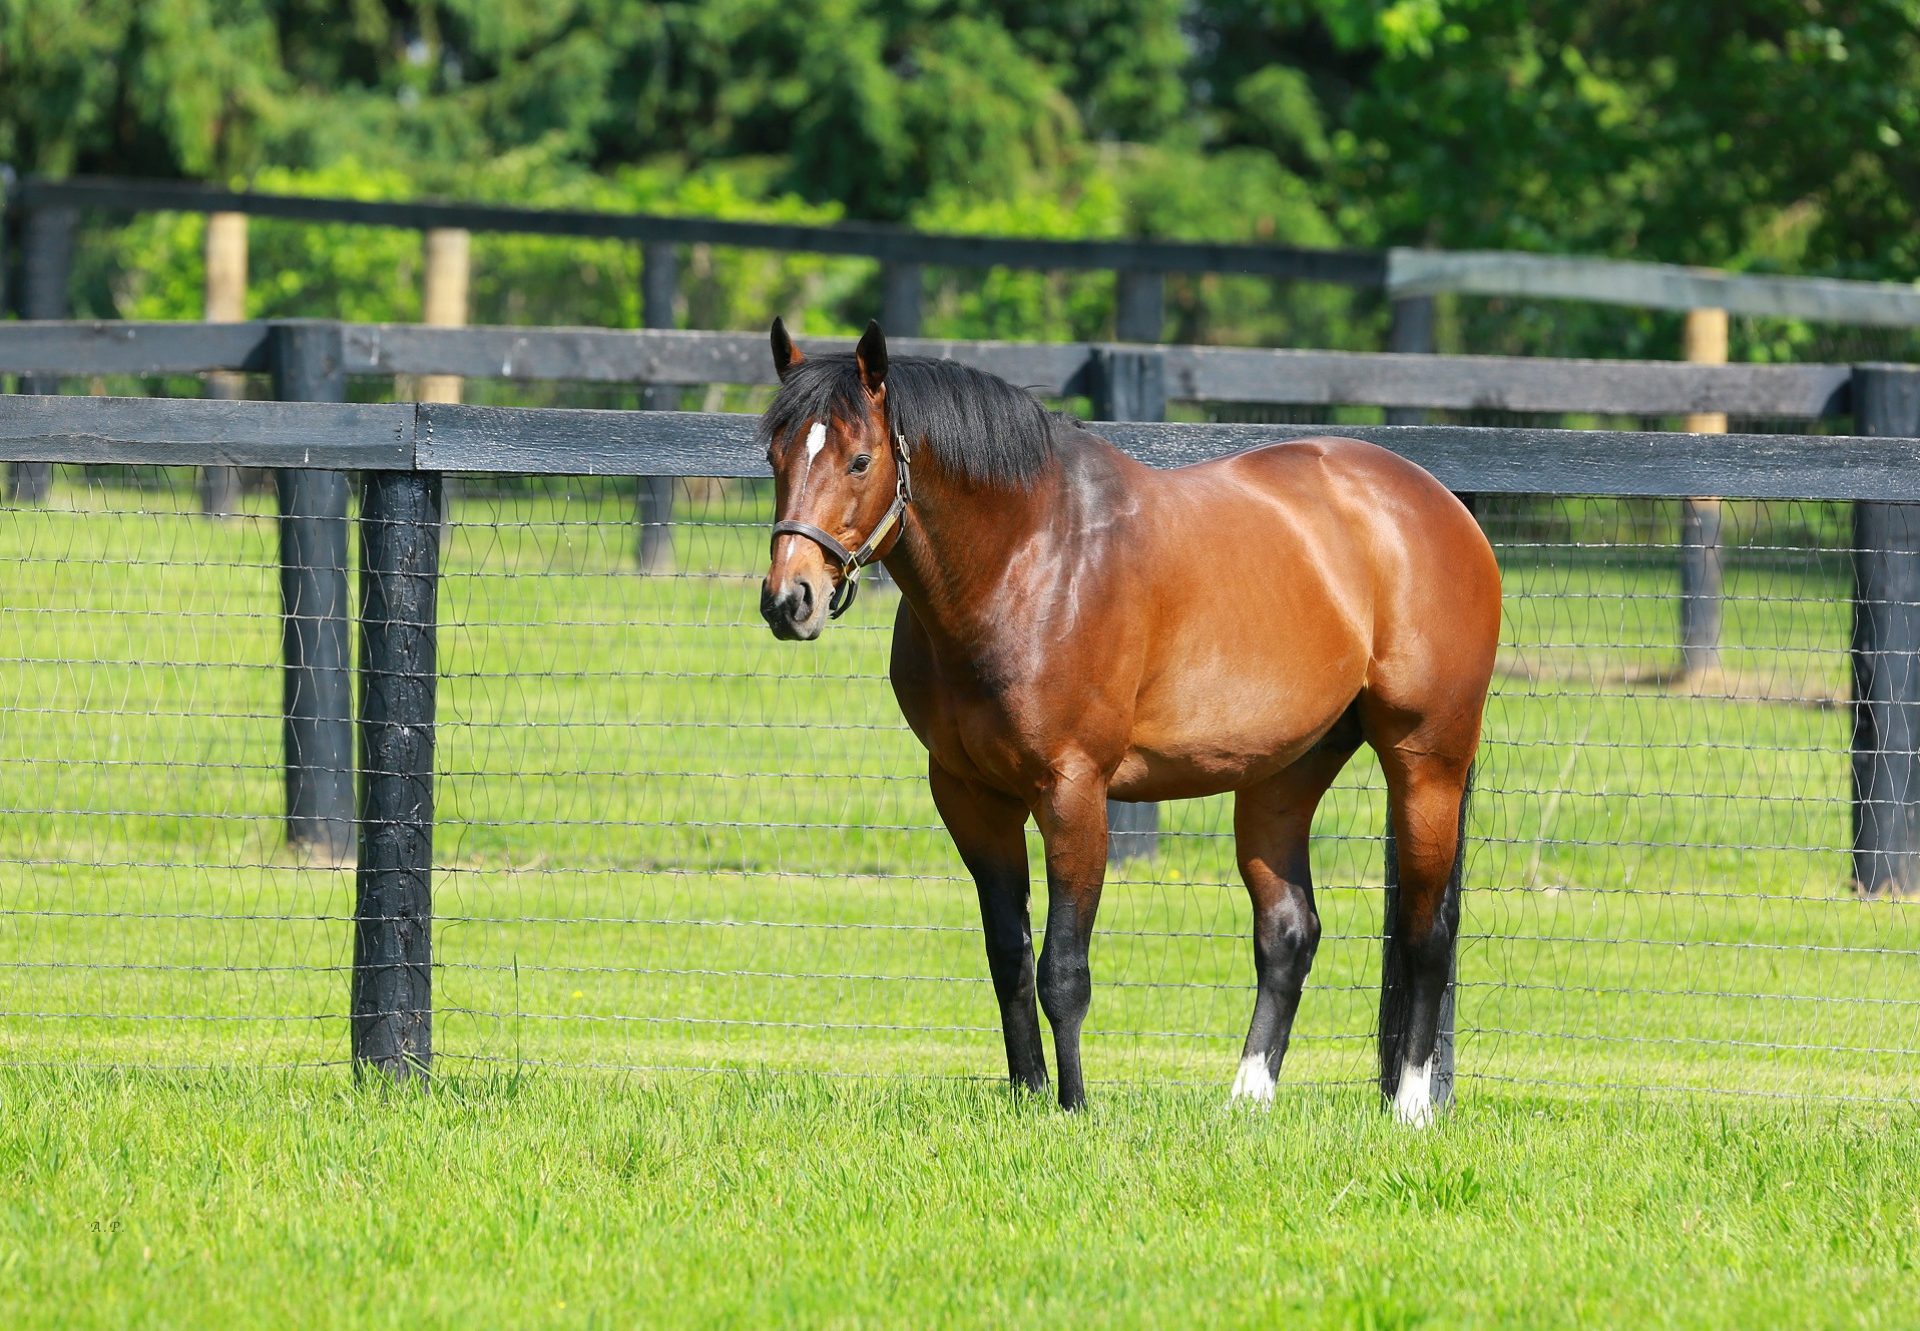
[1393,1100,1437,1128]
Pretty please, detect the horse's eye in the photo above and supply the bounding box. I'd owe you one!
[849,454,872,475]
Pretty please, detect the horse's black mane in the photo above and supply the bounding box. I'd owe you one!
[760,354,1060,489]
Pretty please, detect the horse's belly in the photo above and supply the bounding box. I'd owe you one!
[1108,745,1304,802]
[1110,674,1357,801]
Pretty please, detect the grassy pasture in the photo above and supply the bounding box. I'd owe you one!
[6,1069,1920,1330]
[1,473,1916,1326]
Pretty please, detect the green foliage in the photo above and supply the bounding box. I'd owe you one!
[1233,65,1332,168]
[1332,1,1920,273]
[0,0,280,176]
[912,179,1129,342]
[7,1,1918,354]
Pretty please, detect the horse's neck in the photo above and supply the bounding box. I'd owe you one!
[883,437,1128,657]
[882,458,1069,655]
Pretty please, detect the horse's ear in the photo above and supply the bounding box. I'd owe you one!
[770,317,804,381]
[855,320,888,396]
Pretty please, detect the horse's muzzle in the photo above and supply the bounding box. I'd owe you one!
[761,576,827,641]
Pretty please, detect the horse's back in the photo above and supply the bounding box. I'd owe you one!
[1196,435,1473,525]
[1187,434,1495,598]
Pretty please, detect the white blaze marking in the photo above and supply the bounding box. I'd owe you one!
[1229,1053,1275,1105]
[1392,1056,1436,1128]
[793,420,828,499]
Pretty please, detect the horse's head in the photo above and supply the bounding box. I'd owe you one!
[758,318,911,641]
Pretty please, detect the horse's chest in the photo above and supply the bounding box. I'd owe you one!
[889,637,1072,796]
[894,671,1047,789]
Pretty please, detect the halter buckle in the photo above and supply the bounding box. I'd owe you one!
[828,565,862,618]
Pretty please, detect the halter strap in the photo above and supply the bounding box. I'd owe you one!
[771,428,914,619]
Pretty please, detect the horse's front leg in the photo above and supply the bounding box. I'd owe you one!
[1034,765,1110,1111]
[928,760,1048,1093]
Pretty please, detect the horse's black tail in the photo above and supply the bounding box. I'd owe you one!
[1377,763,1472,1108]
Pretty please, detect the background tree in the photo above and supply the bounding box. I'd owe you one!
[1,0,1914,351]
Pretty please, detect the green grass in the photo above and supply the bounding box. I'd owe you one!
[2,477,1917,1325]
[5,1068,1919,1329]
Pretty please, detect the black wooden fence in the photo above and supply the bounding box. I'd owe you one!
[10,173,1920,330]
[1,319,1917,1088]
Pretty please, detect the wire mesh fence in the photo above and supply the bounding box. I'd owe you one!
[0,468,343,1068]
[2,459,1913,1099]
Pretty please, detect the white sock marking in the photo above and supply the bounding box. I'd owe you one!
[1229,1053,1275,1105]
[1392,1056,1436,1127]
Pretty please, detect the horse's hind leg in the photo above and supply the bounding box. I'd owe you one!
[1228,731,1357,1105]
[1370,736,1475,1127]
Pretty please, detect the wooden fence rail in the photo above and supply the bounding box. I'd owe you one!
[9,173,1920,324]
[0,319,1861,415]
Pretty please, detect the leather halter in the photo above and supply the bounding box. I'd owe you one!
[771,426,914,619]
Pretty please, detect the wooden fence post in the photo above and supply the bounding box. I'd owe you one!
[419,228,470,548]
[1090,344,1166,863]
[636,241,678,573]
[0,176,13,481]
[880,263,923,337]
[1114,270,1165,344]
[1385,295,1434,425]
[418,228,470,404]
[354,465,442,1079]
[1851,364,1920,898]
[269,324,355,863]
[200,211,248,515]
[7,201,74,504]
[1680,307,1728,677]
[0,165,13,322]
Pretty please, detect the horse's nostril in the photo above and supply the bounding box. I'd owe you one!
[796,581,814,615]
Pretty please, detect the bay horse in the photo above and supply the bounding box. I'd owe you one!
[758,320,1500,1123]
